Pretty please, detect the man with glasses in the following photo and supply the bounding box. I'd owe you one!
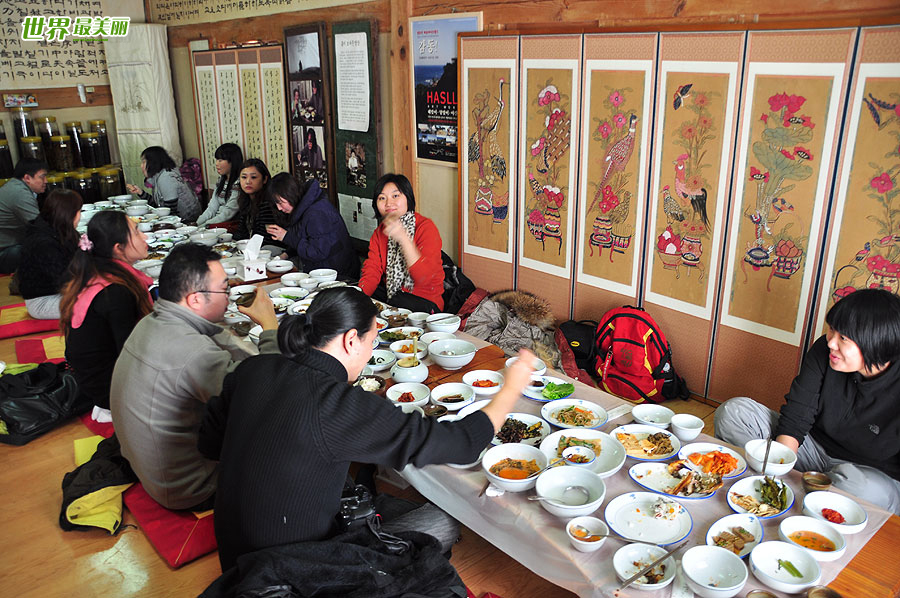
[111,243,279,510]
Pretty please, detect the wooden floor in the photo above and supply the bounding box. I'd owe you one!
[0,278,718,598]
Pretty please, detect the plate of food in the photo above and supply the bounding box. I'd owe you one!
[522,375,574,402]
[727,475,794,520]
[493,413,550,446]
[378,326,424,345]
[678,442,747,479]
[605,491,693,545]
[706,513,763,558]
[541,398,608,429]
[611,424,681,461]
[628,461,722,499]
[539,429,626,478]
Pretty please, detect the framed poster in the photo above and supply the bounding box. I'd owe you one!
[284,23,333,197]
[409,12,482,165]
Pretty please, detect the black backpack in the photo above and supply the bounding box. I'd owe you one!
[0,362,87,445]
[441,251,476,315]
[558,319,598,372]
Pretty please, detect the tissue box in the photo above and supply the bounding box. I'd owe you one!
[240,258,268,282]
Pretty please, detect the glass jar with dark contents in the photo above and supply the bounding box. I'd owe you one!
[63,171,80,192]
[80,131,100,168]
[0,139,13,178]
[10,107,35,144]
[89,119,111,165]
[64,121,84,168]
[45,172,66,194]
[99,167,121,201]
[20,136,45,161]
[72,171,99,204]
[34,116,58,157]
[48,135,75,172]
[0,122,6,140]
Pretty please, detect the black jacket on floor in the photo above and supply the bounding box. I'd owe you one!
[19,216,76,299]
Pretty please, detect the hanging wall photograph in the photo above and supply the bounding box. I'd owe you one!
[284,23,332,195]
[410,13,482,165]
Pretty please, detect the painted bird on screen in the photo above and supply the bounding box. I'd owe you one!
[674,154,709,228]
[673,83,693,110]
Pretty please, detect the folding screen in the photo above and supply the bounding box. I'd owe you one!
[193,46,290,190]
[813,26,900,335]
[460,36,519,291]
[710,29,857,406]
[641,33,744,394]
[517,35,583,321]
[572,33,656,320]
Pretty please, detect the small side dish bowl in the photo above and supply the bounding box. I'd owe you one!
[366,349,396,373]
[280,272,307,286]
[385,382,430,407]
[298,278,319,290]
[749,541,821,594]
[481,443,548,493]
[389,339,428,361]
[681,545,748,598]
[612,543,676,591]
[566,516,608,553]
[353,374,386,396]
[534,466,605,517]
[631,404,674,428]
[778,515,846,562]
[744,439,797,476]
[429,339,477,370]
[671,413,704,442]
[426,312,461,333]
[505,355,547,376]
[462,369,504,396]
[429,382,475,411]
[406,311,430,328]
[801,471,832,493]
[801,491,867,535]
[562,446,596,468]
[266,259,293,273]
[309,268,338,283]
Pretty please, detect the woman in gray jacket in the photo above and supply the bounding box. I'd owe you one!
[197,143,242,226]
[126,146,200,222]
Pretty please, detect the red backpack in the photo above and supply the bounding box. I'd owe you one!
[593,306,689,403]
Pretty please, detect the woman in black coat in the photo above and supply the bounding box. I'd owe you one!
[19,189,82,319]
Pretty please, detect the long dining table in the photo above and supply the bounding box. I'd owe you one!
[382,331,900,598]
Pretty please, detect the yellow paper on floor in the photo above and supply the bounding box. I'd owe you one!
[74,435,105,466]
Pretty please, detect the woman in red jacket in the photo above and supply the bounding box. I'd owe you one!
[358,173,445,312]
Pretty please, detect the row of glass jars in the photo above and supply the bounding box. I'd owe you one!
[3,109,111,171]
[43,166,126,204]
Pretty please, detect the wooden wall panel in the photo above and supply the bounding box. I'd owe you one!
[710,28,857,407]
[464,254,515,292]
[642,32,745,396]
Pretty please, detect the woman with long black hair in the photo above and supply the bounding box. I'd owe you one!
[234,158,283,250]
[197,143,243,226]
[199,286,536,571]
[19,189,82,319]
[60,210,153,417]
[126,146,200,222]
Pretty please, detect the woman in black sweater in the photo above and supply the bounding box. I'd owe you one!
[19,189,82,319]
[715,288,900,515]
[234,158,284,252]
[199,287,536,571]
[59,210,154,417]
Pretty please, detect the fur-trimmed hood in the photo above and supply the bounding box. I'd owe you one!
[488,290,556,331]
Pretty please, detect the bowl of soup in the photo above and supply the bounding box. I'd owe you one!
[481,443,548,493]
[778,516,846,562]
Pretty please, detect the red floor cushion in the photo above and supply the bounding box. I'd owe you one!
[0,303,59,339]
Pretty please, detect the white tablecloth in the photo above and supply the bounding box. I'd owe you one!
[398,355,893,598]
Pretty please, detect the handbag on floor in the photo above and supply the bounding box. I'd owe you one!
[0,362,87,445]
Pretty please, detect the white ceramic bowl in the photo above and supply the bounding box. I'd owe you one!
[134,259,162,279]
[367,349,396,373]
[266,259,293,273]
[744,439,797,476]
[749,541,821,594]
[429,339,477,370]
[682,545,748,598]
[127,199,147,206]
[248,324,263,345]
[407,311,430,328]
[229,284,258,302]
[534,466,606,517]
[705,513,764,558]
[562,446,596,468]
[190,231,219,246]
[778,515,846,561]
[420,331,456,345]
[462,369,504,396]
[390,359,428,384]
[726,475,794,519]
[224,311,250,325]
[566,516,608,553]
[299,278,319,290]
[235,239,249,251]
[125,205,149,217]
[217,232,233,243]
[389,339,428,361]
[379,326,424,345]
[206,227,227,237]
[381,307,412,321]
[539,429,626,479]
[109,195,131,205]
[96,200,114,207]
[385,382,430,408]
[481,443,548,493]
[505,355,547,376]
[152,206,171,216]
[271,297,294,319]
[280,272,307,287]
[400,404,425,417]
[82,203,97,211]
[612,543,676,591]
[269,287,308,301]
[671,413,704,442]
[137,221,154,232]
[632,404,674,428]
[429,382,475,411]
[176,225,198,235]
[425,313,461,333]
[309,268,338,283]
[802,491,867,534]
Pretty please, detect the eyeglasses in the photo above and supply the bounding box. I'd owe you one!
[195,289,230,296]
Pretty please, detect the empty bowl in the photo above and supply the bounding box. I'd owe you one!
[126,205,149,217]
[190,231,219,246]
[280,272,307,286]
[462,369,504,396]
[632,404,674,428]
[266,259,293,273]
[534,465,606,517]
[310,268,337,283]
[299,278,319,290]
[426,313,461,333]
[744,439,797,476]
[566,516,608,553]
[671,413,704,442]
[407,311,430,327]
[152,206,171,216]
[420,331,456,345]
[681,545,748,598]
[429,339,477,370]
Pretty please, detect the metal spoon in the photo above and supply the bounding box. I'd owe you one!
[527,485,591,506]
[568,525,662,547]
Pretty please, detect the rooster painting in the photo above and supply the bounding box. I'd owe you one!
[674,153,709,228]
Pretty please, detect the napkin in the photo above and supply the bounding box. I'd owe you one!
[243,234,264,260]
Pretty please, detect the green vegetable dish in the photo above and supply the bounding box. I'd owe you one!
[541,382,575,400]
[758,475,788,511]
[777,558,803,578]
